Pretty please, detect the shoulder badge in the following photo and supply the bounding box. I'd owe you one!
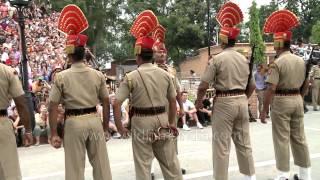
[268,63,277,75]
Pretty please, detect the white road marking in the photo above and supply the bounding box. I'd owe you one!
[23,153,320,180]
[157,153,320,180]
[305,127,320,132]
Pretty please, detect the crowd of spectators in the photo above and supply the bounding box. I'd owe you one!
[0,0,69,147]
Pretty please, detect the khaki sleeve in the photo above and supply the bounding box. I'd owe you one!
[115,75,131,104]
[98,72,109,100]
[309,66,315,79]
[173,76,181,92]
[201,59,216,84]
[49,73,62,103]
[167,75,177,99]
[8,68,24,98]
[266,63,280,85]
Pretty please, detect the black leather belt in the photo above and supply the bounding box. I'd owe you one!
[216,89,245,97]
[131,106,165,116]
[65,107,96,116]
[315,78,320,80]
[275,89,300,96]
[0,109,7,116]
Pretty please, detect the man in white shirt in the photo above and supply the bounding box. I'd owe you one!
[181,91,203,130]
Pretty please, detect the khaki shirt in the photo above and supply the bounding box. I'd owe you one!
[201,47,253,90]
[156,64,181,91]
[266,51,305,89]
[49,63,109,109]
[0,63,24,109]
[116,63,177,107]
[310,65,320,79]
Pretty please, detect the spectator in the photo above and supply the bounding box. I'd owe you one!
[8,106,25,147]
[254,64,269,118]
[196,96,212,126]
[107,94,127,138]
[33,102,50,146]
[180,91,203,130]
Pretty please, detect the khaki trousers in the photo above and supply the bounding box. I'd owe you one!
[312,79,320,109]
[256,89,265,114]
[271,96,311,171]
[131,114,182,180]
[64,114,112,180]
[211,95,255,180]
[0,118,21,180]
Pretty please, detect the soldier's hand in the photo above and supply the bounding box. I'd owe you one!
[195,99,203,110]
[119,127,130,139]
[104,131,111,142]
[50,135,62,149]
[259,111,267,124]
[23,132,33,147]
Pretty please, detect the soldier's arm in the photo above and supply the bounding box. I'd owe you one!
[262,63,279,123]
[246,78,256,98]
[167,77,177,125]
[98,73,110,132]
[174,79,184,114]
[114,76,131,133]
[8,68,32,133]
[14,95,31,133]
[101,96,110,132]
[48,74,62,136]
[48,102,59,136]
[196,81,209,109]
[196,60,216,109]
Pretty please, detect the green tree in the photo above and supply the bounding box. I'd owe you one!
[311,21,320,44]
[249,0,266,64]
[279,0,320,42]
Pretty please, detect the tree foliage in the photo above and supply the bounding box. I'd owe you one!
[279,0,320,42]
[311,21,320,44]
[249,0,266,64]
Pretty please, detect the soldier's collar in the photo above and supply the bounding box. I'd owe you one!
[278,51,291,58]
[71,62,86,69]
[138,63,154,68]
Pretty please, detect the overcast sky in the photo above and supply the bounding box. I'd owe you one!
[230,0,274,21]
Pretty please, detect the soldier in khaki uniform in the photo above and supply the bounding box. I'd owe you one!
[0,63,33,180]
[48,5,112,180]
[261,10,311,180]
[150,25,186,179]
[113,10,182,180]
[195,2,256,180]
[310,63,320,111]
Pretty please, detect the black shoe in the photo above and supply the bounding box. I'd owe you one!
[249,118,257,122]
[151,173,155,180]
[314,108,319,111]
[181,168,186,175]
[293,174,299,180]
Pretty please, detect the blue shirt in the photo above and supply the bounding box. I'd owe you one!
[254,72,267,90]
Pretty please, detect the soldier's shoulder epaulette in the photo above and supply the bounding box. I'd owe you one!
[167,65,177,76]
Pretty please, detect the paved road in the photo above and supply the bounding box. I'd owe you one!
[20,108,320,180]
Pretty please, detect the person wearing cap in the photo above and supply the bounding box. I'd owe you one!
[310,62,320,111]
[48,5,112,180]
[260,10,312,180]
[195,2,256,180]
[113,10,183,180]
[150,25,186,179]
[0,60,33,179]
